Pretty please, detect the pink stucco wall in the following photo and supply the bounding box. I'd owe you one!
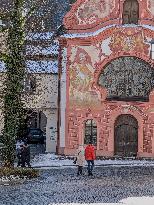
[60,0,154,158]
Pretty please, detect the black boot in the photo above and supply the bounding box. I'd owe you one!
[79,166,82,175]
[90,172,93,176]
[88,171,93,176]
[77,166,80,176]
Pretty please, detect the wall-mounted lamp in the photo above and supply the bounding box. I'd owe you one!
[150,39,154,60]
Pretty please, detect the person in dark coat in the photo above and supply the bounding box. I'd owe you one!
[16,139,24,167]
[21,142,31,167]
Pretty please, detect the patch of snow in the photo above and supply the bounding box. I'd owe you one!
[143,24,154,31]
[0,60,58,73]
[26,40,59,55]
[62,24,154,39]
[31,153,154,168]
[49,197,154,205]
[31,154,73,167]
[62,24,116,38]
[26,32,54,40]
[0,61,5,72]
[120,196,154,205]
[26,60,58,73]
[95,159,154,166]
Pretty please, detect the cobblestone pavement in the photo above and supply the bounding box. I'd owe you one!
[0,166,154,205]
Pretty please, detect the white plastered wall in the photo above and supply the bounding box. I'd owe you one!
[43,109,57,153]
[60,47,67,148]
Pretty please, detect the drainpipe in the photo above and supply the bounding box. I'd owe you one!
[51,25,66,155]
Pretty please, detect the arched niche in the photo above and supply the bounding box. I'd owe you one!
[98,56,154,102]
[122,0,139,24]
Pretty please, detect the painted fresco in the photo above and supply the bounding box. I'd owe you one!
[109,28,150,55]
[69,47,101,108]
[76,0,115,25]
[98,38,113,62]
[100,37,112,57]
[148,0,154,16]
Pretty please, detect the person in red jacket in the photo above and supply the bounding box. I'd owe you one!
[85,142,96,176]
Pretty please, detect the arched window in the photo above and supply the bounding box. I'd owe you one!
[122,0,139,24]
[84,119,97,146]
[98,57,154,102]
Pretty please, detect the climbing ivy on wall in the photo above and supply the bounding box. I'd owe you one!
[0,0,69,167]
[0,0,27,167]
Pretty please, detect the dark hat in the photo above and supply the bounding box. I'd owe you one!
[24,142,27,146]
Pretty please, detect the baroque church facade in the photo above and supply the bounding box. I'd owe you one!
[58,0,154,158]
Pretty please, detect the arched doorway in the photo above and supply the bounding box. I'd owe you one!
[114,114,138,157]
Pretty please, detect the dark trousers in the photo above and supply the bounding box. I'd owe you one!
[21,156,31,167]
[77,166,83,175]
[17,154,22,167]
[21,160,31,167]
[87,160,94,175]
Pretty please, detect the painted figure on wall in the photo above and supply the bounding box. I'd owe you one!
[76,0,115,25]
[148,0,154,16]
[69,47,100,107]
[70,48,93,93]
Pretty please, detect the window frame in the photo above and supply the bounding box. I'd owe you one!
[122,0,139,25]
[23,74,36,93]
[84,119,97,146]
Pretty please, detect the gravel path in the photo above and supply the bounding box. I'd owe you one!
[0,166,154,205]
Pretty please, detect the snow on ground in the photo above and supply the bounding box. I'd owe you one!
[49,196,154,205]
[120,196,154,205]
[48,196,154,205]
[26,60,58,73]
[31,153,73,167]
[31,153,154,168]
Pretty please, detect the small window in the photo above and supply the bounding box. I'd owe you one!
[84,119,97,146]
[23,74,36,92]
[122,0,139,24]
[69,0,77,4]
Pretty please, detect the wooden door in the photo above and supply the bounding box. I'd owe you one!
[123,0,139,24]
[114,114,138,157]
